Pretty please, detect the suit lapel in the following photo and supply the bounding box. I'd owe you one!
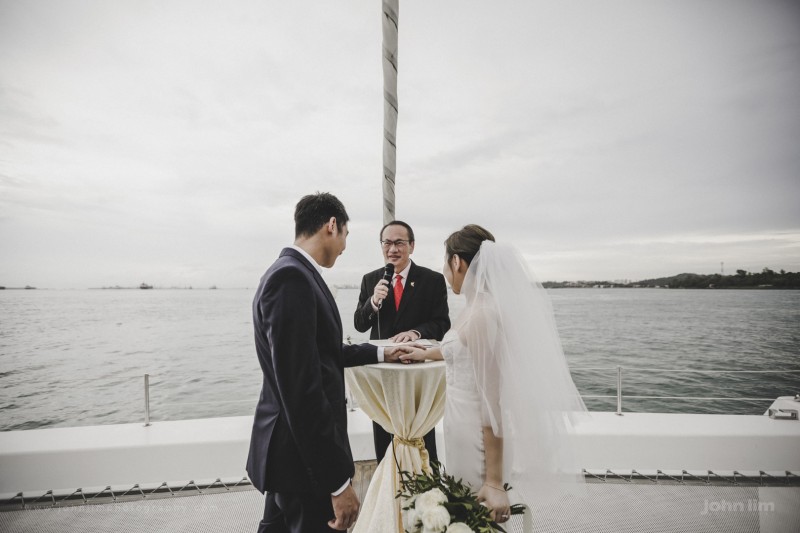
[315,272,343,334]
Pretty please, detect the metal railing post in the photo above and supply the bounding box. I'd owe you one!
[616,366,623,416]
[144,373,151,427]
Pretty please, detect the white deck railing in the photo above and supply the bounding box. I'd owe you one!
[135,367,800,425]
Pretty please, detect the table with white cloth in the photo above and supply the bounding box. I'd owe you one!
[345,359,446,533]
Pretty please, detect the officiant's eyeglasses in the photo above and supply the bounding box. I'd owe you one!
[380,239,410,249]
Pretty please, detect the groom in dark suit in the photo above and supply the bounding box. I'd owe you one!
[354,221,450,461]
[247,193,411,533]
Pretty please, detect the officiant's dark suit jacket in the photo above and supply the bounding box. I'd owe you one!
[354,261,450,342]
[246,248,377,496]
[354,261,450,460]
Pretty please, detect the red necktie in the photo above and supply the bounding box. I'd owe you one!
[394,274,403,311]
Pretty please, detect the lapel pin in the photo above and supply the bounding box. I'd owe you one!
[410,281,415,287]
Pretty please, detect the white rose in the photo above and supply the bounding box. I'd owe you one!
[415,488,448,512]
[420,504,451,532]
[403,506,421,532]
[446,523,473,533]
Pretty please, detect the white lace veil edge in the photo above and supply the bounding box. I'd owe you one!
[454,241,588,505]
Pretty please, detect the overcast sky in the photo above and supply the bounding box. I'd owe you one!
[1,0,798,289]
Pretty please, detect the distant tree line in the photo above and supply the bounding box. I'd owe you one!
[543,268,799,289]
[637,268,799,289]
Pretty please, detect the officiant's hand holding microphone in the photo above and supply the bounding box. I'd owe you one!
[370,261,394,308]
[371,277,390,308]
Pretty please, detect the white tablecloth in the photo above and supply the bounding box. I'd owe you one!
[346,361,446,533]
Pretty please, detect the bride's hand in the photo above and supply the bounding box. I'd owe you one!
[477,483,511,524]
[398,346,428,364]
[383,344,416,363]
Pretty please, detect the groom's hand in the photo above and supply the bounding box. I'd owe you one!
[398,346,430,364]
[329,484,360,531]
[383,344,417,363]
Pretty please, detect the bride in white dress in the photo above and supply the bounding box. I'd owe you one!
[401,225,587,525]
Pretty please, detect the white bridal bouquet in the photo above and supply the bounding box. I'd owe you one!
[397,461,524,533]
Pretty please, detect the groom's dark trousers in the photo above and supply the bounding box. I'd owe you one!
[354,261,450,461]
[247,248,378,532]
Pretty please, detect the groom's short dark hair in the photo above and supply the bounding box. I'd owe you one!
[294,192,350,238]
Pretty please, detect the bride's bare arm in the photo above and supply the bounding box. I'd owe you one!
[398,346,442,363]
[477,427,511,522]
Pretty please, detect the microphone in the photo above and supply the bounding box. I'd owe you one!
[382,263,395,285]
[377,263,395,338]
[375,263,395,310]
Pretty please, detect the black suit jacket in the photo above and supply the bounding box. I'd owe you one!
[354,261,450,341]
[246,248,377,495]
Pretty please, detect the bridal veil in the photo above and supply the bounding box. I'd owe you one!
[454,241,588,505]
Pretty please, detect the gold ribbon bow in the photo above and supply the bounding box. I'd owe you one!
[392,435,430,471]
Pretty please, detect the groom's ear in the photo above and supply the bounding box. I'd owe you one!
[325,217,337,234]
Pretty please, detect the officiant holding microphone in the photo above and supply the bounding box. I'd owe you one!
[354,221,450,461]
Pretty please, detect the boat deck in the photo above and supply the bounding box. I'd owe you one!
[1,465,798,533]
[1,407,799,532]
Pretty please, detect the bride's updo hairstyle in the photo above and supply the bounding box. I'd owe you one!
[445,224,496,266]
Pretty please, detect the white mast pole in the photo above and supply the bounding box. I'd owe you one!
[382,0,399,224]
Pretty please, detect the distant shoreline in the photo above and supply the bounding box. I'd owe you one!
[3,268,798,291]
[541,284,797,290]
[542,268,799,290]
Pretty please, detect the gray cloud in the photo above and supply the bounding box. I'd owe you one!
[1,0,798,288]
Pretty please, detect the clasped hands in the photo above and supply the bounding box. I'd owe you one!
[382,343,432,364]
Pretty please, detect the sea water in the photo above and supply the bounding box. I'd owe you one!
[0,288,798,431]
